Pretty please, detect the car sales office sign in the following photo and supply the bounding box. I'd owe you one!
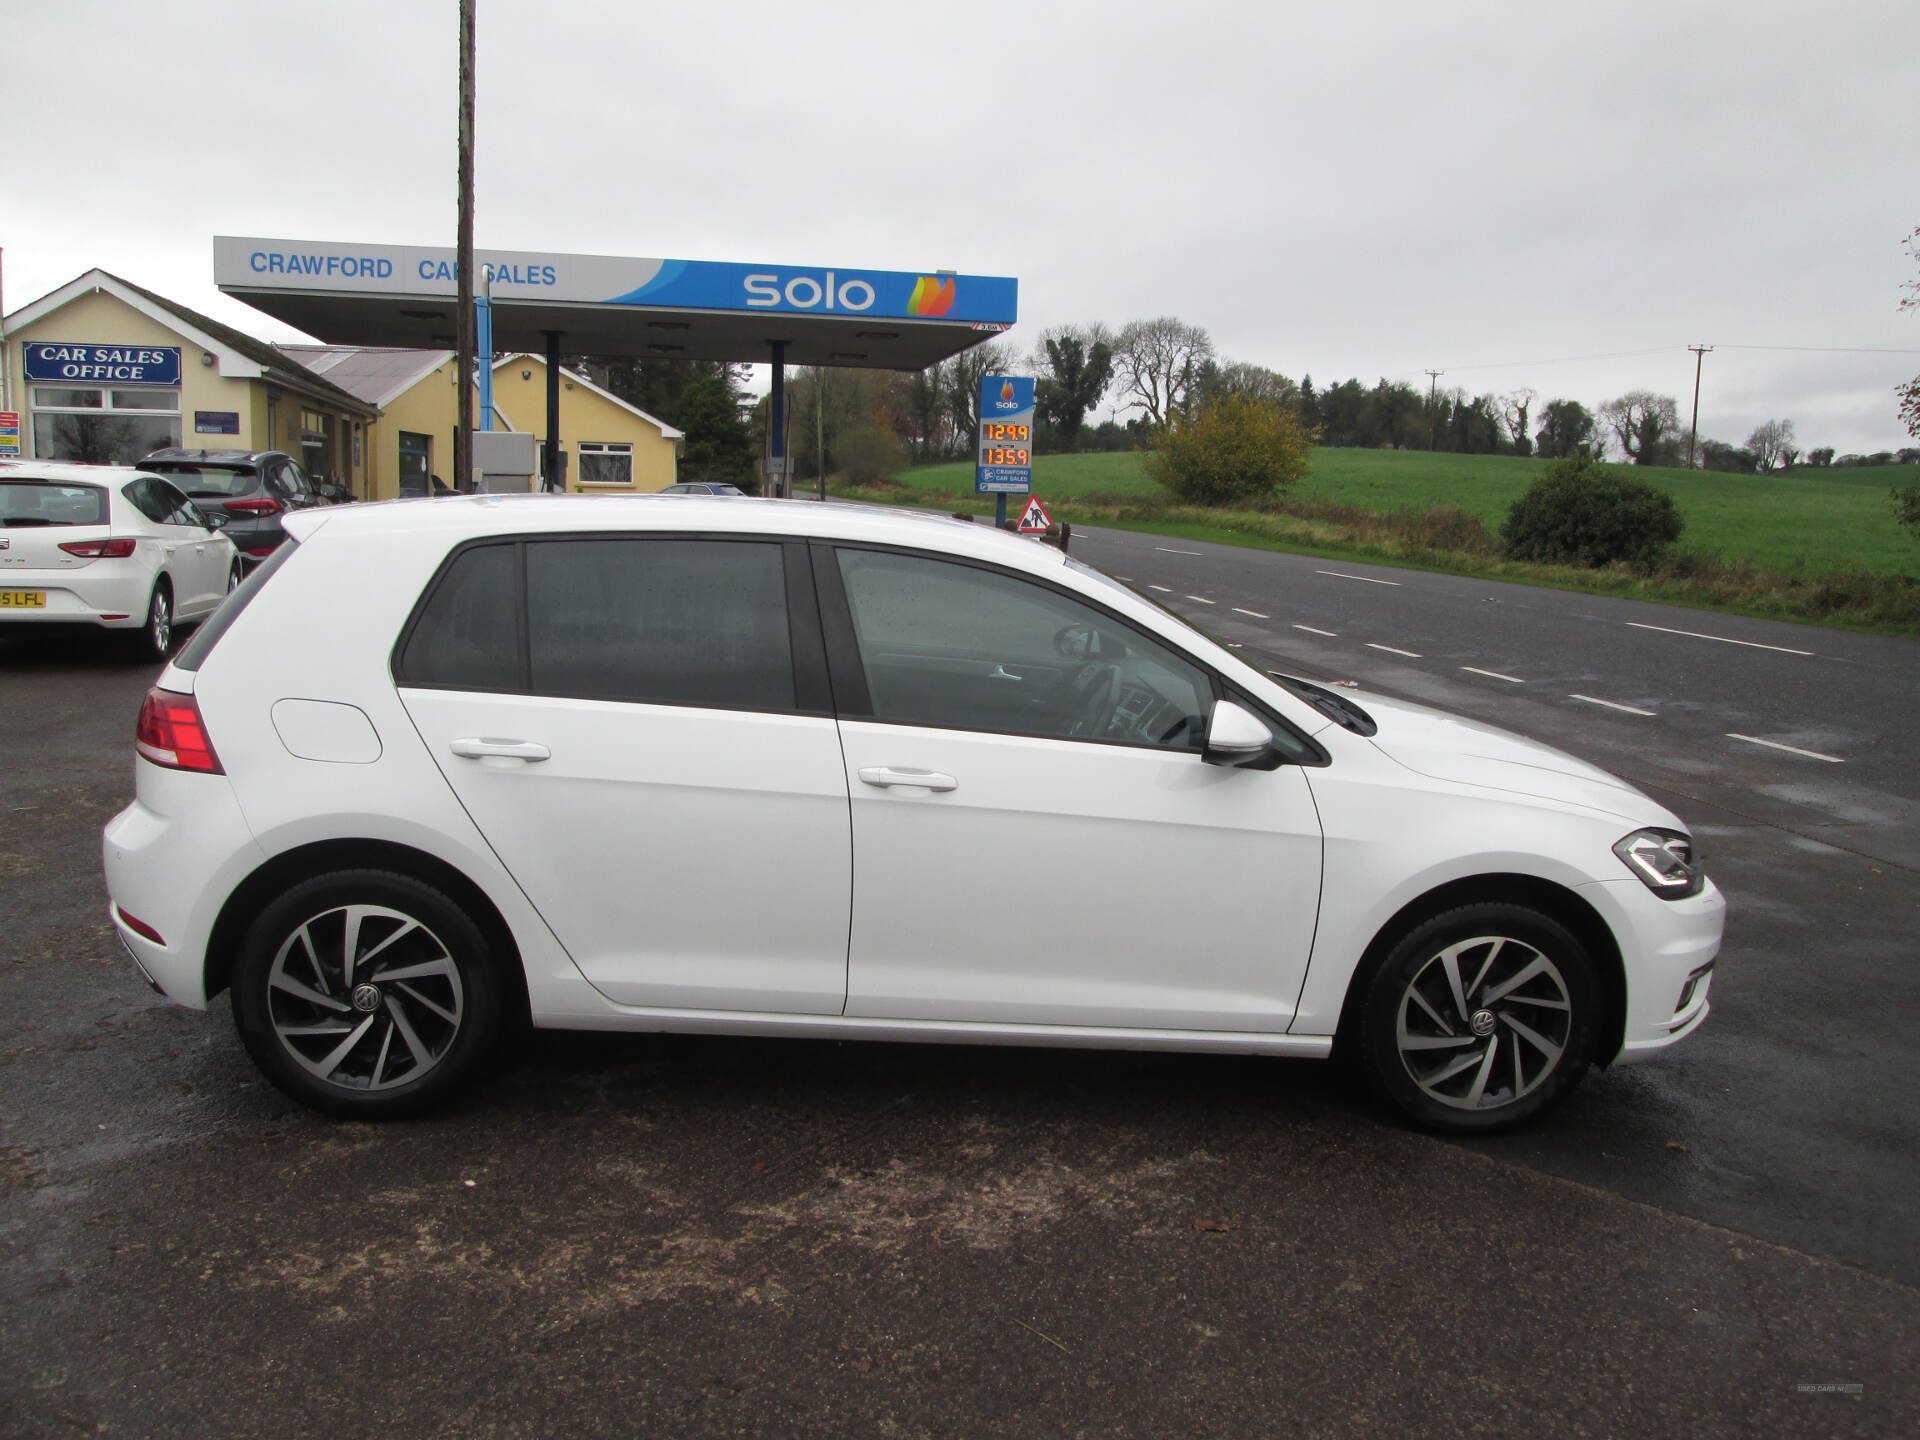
[24,343,182,386]
[976,375,1035,494]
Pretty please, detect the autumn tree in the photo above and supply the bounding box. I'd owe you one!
[1145,394,1315,505]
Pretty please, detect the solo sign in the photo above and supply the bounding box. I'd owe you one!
[25,343,181,387]
[976,375,1035,495]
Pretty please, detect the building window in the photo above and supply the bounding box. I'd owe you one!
[577,442,633,486]
[300,408,335,487]
[30,384,180,464]
[398,432,432,497]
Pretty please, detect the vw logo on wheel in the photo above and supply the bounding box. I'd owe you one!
[1469,1009,1498,1037]
[351,983,382,1013]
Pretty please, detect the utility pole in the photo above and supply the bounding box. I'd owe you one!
[1686,345,1712,470]
[454,0,476,492]
[1425,370,1444,451]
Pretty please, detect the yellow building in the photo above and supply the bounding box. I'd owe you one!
[1,270,378,488]
[276,347,682,498]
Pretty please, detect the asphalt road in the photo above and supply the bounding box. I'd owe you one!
[3,574,1917,1436]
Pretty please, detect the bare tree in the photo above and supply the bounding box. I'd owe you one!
[1499,388,1537,455]
[945,340,1018,454]
[1599,391,1681,465]
[1113,317,1214,428]
[1746,418,1797,473]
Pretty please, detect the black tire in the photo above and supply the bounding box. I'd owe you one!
[226,560,242,594]
[231,869,506,1119]
[1354,902,1601,1133]
[135,580,172,662]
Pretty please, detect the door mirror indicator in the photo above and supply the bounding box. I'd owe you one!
[1204,699,1284,769]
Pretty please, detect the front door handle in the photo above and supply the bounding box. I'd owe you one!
[858,766,958,792]
[451,737,551,762]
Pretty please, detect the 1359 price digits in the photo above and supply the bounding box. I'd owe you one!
[983,447,1030,466]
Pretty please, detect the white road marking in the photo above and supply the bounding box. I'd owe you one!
[1627,621,1814,656]
[1156,547,1203,556]
[1293,624,1339,637]
[1367,643,1423,658]
[1115,576,1134,582]
[1317,569,1402,586]
[1147,585,1173,592]
[1461,666,1525,684]
[1570,693,1657,716]
[1184,595,1216,604]
[1727,733,1844,763]
[1232,608,1269,619]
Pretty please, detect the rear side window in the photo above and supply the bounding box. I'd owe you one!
[173,539,300,672]
[525,538,793,711]
[395,543,522,691]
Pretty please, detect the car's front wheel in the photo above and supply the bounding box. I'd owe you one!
[230,870,506,1118]
[1355,902,1601,1133]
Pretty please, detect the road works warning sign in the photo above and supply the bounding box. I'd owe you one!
[1015,496,1053,533]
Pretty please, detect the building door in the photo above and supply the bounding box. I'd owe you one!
[398,433,431,497]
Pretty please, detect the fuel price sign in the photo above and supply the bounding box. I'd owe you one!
[976,375,1035,494]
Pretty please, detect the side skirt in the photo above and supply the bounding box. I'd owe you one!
[531,1006,1334,1058]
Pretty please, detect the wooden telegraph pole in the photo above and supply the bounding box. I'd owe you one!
[1686,345,1712,470]
[1425,369,1443,450]
[454,0,476,492]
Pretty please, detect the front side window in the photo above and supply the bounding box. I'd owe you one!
[833,547,1213,748]
[577,442,633,487]
[526,538,792,710]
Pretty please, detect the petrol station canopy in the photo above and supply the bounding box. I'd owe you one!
[213,237,1017,371]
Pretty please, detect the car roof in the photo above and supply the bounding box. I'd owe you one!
[0,459,151,486]
[283,493,1069,577]
[143,449,283,466]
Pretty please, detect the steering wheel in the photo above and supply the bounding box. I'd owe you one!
[1067,662,1120,736]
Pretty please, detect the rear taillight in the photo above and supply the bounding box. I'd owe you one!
[59,538,138,558]
[243,544,278,557]
[135,688,224,774]
[225,498,282,516]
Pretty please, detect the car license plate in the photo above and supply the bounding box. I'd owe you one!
[0,590,47,608]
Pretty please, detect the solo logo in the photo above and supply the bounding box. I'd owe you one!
[908,276,956,317]
[744,271,877,311]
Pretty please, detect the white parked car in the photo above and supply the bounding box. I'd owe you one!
[102,496,1723,1130]
[2,460,240,660]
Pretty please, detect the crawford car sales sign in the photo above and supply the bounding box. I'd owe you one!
[25,343,182,387]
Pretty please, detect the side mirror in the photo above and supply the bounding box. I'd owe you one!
[203,511,229,531]
[1203,699,1284,769]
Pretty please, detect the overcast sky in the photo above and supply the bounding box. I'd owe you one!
[7,0,1918,453]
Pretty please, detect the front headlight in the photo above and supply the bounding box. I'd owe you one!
[1613,828,1704,898]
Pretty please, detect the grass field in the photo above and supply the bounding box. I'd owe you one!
[899,450,1920,578]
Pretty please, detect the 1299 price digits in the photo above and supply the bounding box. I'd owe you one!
[984,423,1030,443]
[983,447,1030,467]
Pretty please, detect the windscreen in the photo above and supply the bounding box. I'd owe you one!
[142,464,256,498]
[0,481,108,527]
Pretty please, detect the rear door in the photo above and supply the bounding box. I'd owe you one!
[395,533,853,1013]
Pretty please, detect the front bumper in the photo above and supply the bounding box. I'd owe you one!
[1578,875,1725,1064]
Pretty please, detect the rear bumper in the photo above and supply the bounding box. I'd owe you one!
[103,759,266,1009]
[2,566,153,625]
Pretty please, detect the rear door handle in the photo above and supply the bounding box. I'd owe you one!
[858,766,957,791]
[451,737,551,762]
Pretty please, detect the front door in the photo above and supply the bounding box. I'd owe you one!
[396,535,852,1013]
[823,545,1324,1033]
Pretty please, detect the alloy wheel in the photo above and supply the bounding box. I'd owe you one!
[266,904,466,1092]
[147,587,171,656]
[1393,934,1574,1111]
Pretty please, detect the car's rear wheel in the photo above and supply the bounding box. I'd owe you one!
[231,870,505,1118]
[134,581,171,661]
[1356,902,1601,1133]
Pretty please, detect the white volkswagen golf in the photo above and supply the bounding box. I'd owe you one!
[102,495,1723,1131]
